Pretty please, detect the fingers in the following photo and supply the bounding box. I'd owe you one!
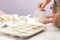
[46,16,54,18]
[46,14,58,18]
[40,3,46,11]
[43,19,54,24]
[40,8,45,11]
[38,3,45,11]
[38,0,51,11]
[44,13,60,24]
[43,14,55,24]
[38,3,43,8]
[41,2,46,9]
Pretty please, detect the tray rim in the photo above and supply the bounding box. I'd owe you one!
[0,26,46,39]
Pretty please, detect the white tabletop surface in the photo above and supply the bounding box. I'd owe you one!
[0,23,60,40]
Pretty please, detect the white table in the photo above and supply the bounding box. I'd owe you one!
[0,23,60,40]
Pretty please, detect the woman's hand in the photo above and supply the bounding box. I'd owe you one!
[38,0,51,11]
[43,13,60,24]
